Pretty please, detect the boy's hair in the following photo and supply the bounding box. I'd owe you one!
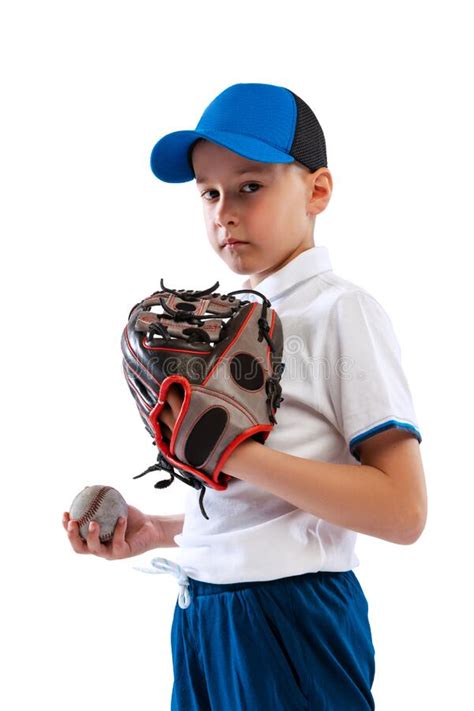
[190,137,315,176]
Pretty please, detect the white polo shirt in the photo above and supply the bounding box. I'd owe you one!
[170,245,422,584]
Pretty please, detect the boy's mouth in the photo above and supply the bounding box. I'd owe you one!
[223,241,248,250]
[222,238,248,247]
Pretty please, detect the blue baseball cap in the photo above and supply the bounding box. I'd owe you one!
[150,82,327,183]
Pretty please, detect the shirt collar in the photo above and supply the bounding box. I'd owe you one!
[239,245,333,301]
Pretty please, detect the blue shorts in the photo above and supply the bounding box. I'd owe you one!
[170,569,376,710]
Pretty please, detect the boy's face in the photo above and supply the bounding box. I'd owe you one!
[191,139,332,287]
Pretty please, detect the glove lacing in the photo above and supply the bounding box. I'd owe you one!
[142,281,286,422]
[133,450,210,520]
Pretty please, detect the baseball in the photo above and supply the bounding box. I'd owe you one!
[69,485,128,543]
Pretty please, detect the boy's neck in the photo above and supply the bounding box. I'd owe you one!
[248,242,315,289]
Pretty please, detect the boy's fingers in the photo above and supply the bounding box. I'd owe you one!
[66,519,89,554]
[159,422,172,443]
[85,522,106,555]
[167,385,183,415]
[111,517,128,554]
[65,514,128,559]
[159,407,173,430]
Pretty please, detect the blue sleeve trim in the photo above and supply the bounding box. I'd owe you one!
[349,420,422,462]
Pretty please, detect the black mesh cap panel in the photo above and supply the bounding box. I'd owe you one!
[288,91,327,172]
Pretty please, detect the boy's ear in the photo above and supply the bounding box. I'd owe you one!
[306,168,333,217]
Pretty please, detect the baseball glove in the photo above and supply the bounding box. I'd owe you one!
[120,279,285,519]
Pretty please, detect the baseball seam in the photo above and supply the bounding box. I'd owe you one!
[77,486,114,541]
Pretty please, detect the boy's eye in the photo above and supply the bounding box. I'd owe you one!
[201,183,261,200]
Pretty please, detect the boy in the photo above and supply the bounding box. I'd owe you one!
[64,82,427,710]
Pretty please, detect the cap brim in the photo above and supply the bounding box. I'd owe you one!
[150,129,294,183]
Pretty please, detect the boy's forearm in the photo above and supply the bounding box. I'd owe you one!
[150,513,184,548]
[224,440,421,545]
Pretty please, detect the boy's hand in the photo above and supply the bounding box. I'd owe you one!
[157,383,184,442]
[62,504,162,560]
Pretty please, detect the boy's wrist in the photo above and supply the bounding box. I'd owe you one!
[150,513,185,548]
[224,439,264,479]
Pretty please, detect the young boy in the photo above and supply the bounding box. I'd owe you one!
[64,82,427,710]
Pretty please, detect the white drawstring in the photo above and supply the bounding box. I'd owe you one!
[133,556,192,609]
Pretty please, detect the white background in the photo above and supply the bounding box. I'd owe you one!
[1,1,472,709]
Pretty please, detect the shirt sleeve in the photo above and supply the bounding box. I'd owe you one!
[324,289,422,462]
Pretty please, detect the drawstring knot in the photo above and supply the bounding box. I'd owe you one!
[133,557,192,608]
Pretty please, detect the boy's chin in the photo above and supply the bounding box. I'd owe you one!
[217,254,250,276]
[221,262,250,276]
